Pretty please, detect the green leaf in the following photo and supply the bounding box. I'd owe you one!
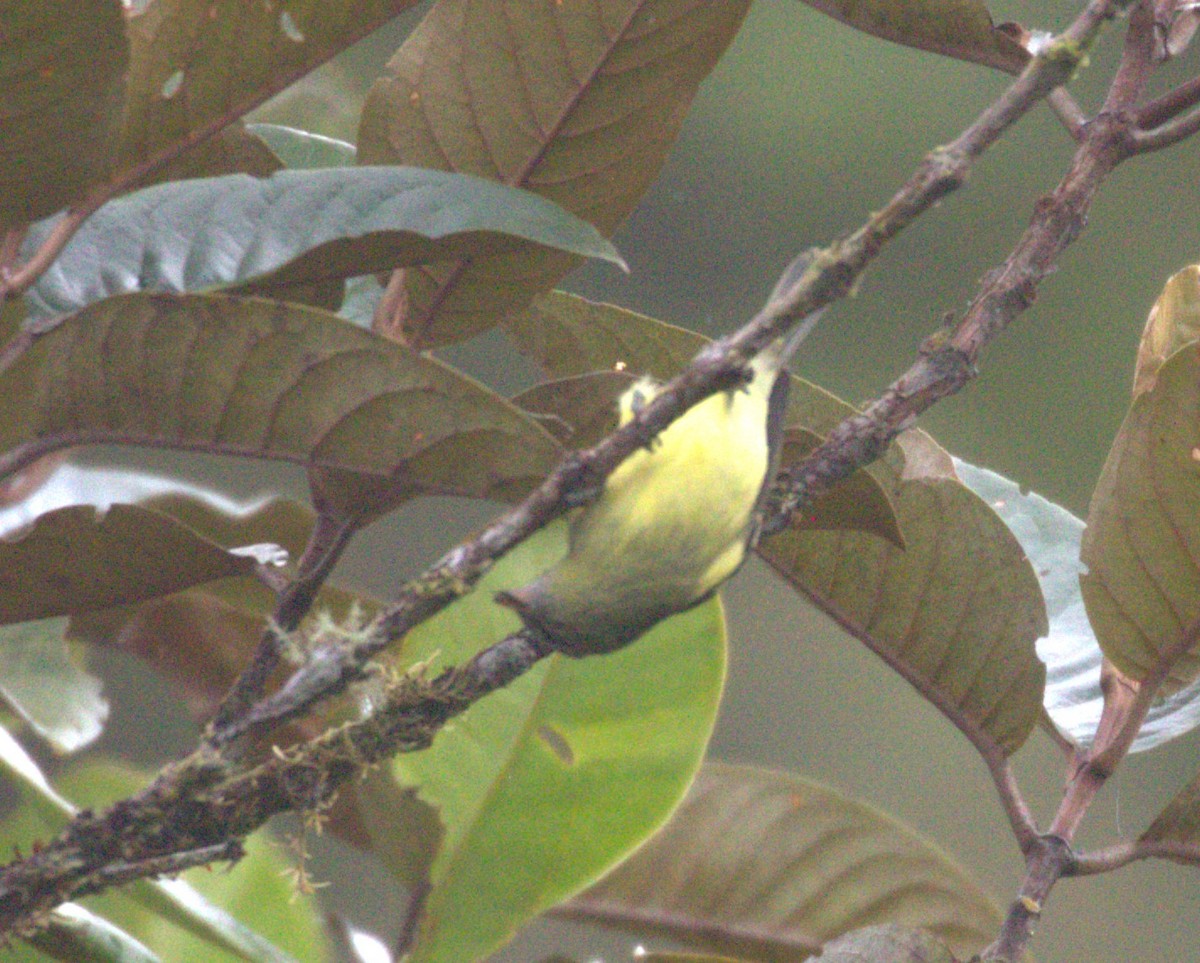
[1133,265,1200,398]
[0,0,128,222]
[246,124,357,170]
[0,618,107,753]
[357,0,751,347]
[819,924,957,963]
[568,763,1000,962]
[116,0,421,181]
[24,167,624,321]
[762,432,1047,755]
[798,0,1029,73]
[507,292,713,382]
[1081,344,1200,693]
[1141,770,1200,850]
[366,522,727,963]
[143,124,284,186]
[0,504,255,624]
[0,293,561,503]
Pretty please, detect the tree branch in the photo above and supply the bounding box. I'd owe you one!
[0,631,549,935]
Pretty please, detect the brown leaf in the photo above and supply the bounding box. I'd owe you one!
[0,0,128,221]
[357,0,752,347]
[799,0,1029,73]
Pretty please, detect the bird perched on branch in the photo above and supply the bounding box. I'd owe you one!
[497,252,826,657]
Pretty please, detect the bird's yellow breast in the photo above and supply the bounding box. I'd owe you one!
[566,376,770,604]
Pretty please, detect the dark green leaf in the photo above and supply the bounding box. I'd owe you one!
[24,168,623,321]
[0,504,254,624]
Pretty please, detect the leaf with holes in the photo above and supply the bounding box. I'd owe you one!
[116,0,421,181]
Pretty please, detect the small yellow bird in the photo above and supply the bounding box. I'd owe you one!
[497,258,825,657]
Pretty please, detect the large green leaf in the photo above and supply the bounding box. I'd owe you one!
[0,0,127,222]
[568,763,1000,962]
[24,168,623,321]
[1080,344,1200,693]
[116,0,421,181]
[798,0,1028,73]
[357,0,751,347]
[0,293,560,502]
[364,522,727,963]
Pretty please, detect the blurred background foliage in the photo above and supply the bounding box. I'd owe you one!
[78,0,1200,960]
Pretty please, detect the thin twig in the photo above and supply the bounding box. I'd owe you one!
[1130,102,1200,151]
[1072,837,1200,874]
[1135,72,1200,128]
[0,226,27,276]
[0,631,548,934]
[1048,87,1090,138]
[211,510,364,736]
[0,186,111,301]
